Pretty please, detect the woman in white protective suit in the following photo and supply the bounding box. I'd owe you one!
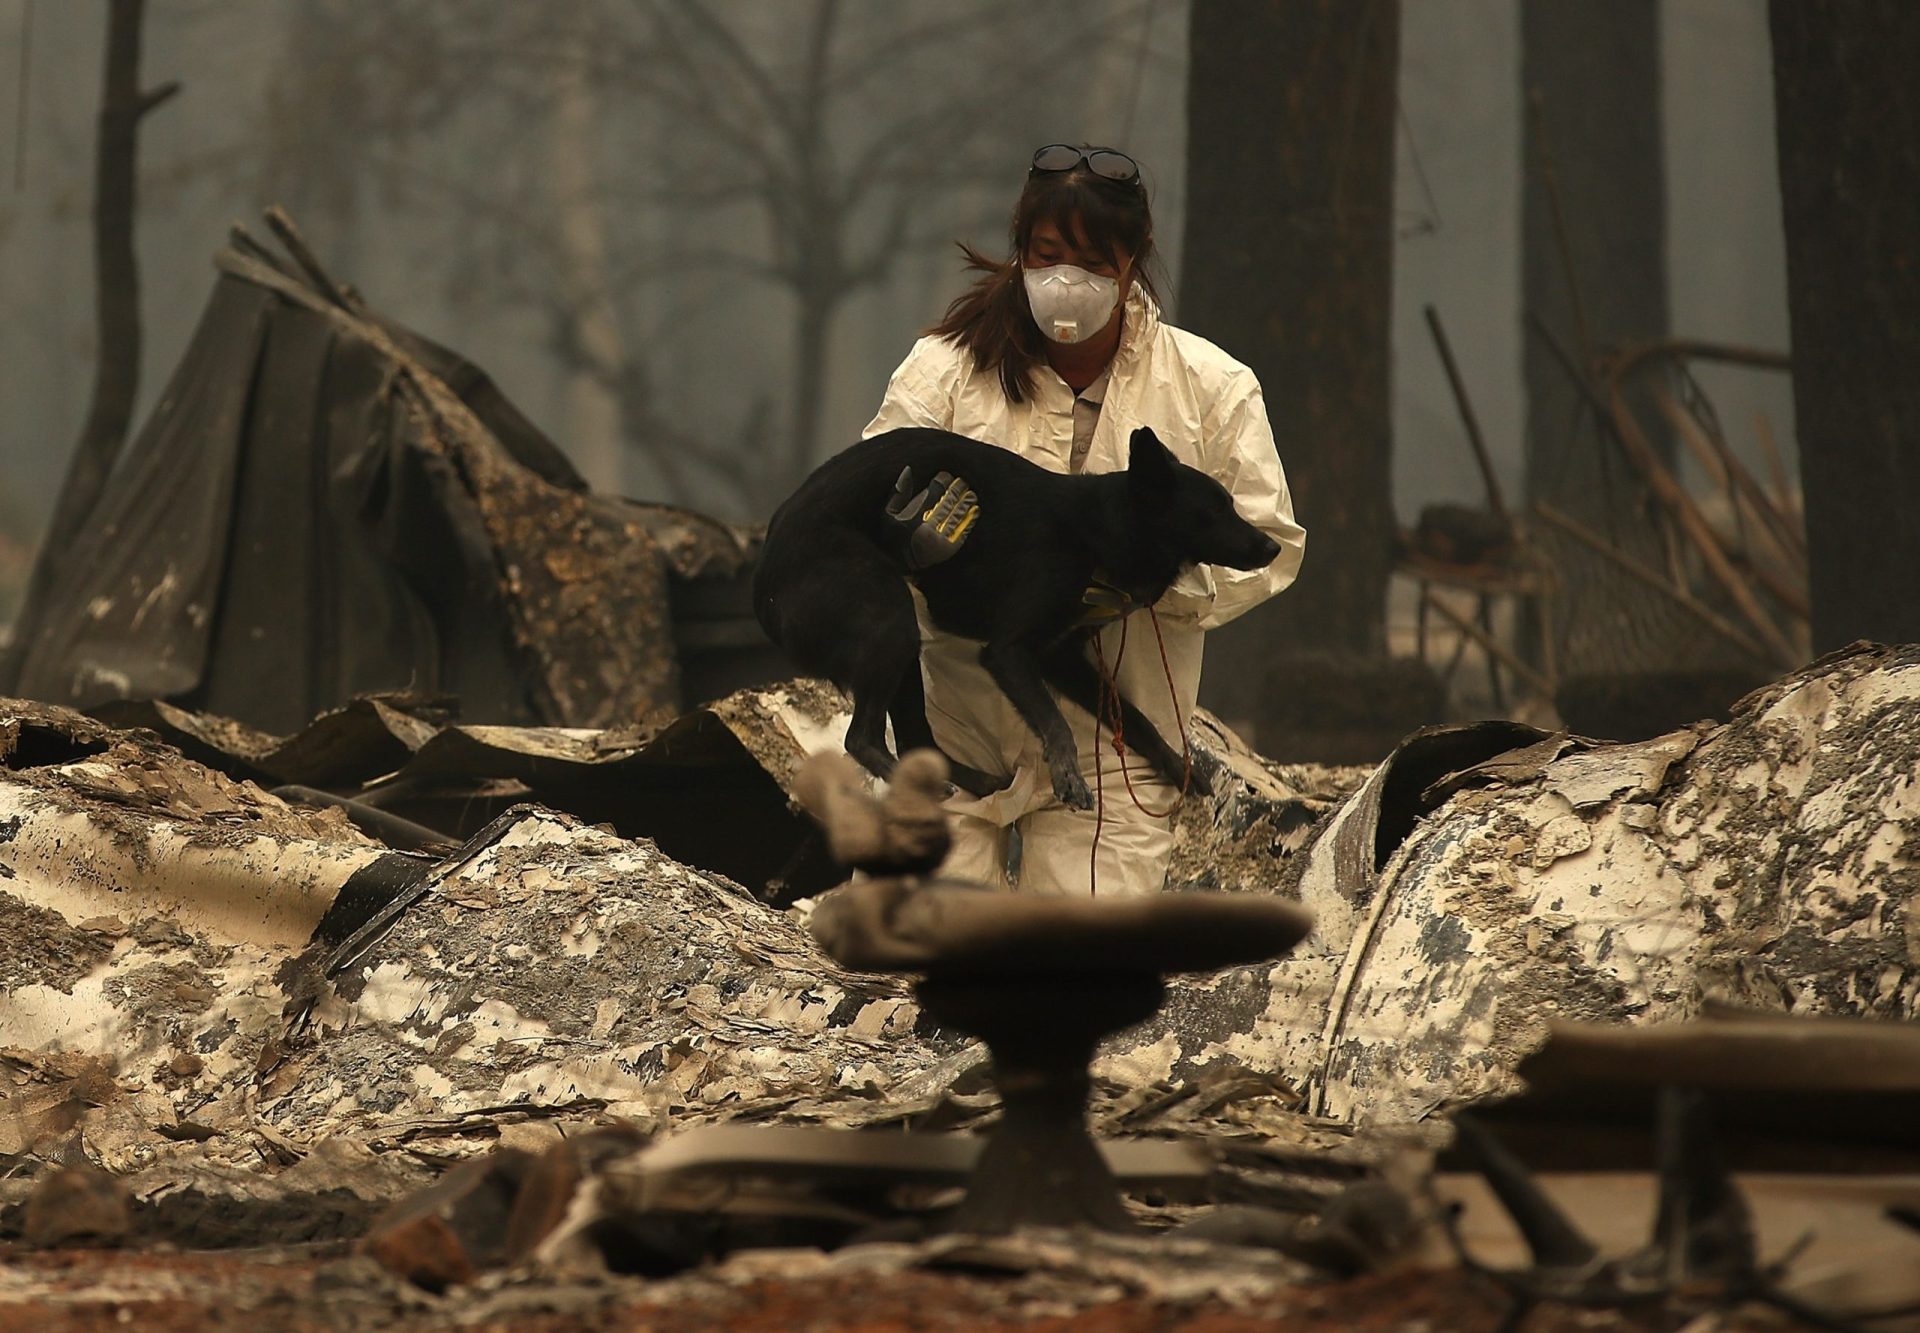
[862,143,1306,898]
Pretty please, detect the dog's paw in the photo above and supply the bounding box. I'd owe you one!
[1054,771,1095,811]
[947,762,1011,799]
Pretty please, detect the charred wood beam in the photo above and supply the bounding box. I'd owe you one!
[1423,305,1509,526]
[264,205,359,312]
[269,785,458,855]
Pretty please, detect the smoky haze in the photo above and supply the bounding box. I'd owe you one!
[1,1,1788,611]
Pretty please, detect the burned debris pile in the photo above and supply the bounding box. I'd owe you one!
[73,680,1355,908]
[0,638,1916,1326]
[1137,639,1920,1126]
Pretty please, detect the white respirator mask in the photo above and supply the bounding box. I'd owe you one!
[1022,263,1121,345]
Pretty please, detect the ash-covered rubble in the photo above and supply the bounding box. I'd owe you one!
[90,680,1360,907]
[1115,639,1920,1124]
[0,647,1916,1322]
[0,689,1379,1216]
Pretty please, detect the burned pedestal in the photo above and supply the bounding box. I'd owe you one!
[915,973,1163,1231]
[810,876,1313,1233]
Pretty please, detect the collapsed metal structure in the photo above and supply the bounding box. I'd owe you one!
[2,216,758,735]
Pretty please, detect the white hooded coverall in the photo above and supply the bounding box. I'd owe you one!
[861,289,1306,897]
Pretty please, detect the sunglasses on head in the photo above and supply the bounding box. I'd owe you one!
[1030,143,1141,186]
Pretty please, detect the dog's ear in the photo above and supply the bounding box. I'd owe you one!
[1127,427,1177,479]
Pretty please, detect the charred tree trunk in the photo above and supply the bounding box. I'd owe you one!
[1770,2,1920,652]
[1181,0,1402,734]
[1521,0,1668,520]
[4,0,175,690]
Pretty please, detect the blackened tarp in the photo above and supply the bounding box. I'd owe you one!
[5,235,753,734]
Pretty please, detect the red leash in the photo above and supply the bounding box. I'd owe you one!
[1088,606,1192,896]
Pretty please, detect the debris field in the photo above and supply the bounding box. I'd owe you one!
[0,642,1915,1327]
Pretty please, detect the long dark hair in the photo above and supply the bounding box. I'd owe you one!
[930,158,1160,404]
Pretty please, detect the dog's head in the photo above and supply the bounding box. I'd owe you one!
[1127,427,1284,571]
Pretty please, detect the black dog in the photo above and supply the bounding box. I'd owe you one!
[754,426,1283,810]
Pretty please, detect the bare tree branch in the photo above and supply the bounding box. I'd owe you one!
[845,191,917,292]
[603,247,785,288]
[827,0,1053,98]
[294,1,1160,506]
[625,2,795,189]
[656,0,800,150]
[835,10,1126,210]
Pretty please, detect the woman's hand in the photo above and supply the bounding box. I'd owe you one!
[886,467,979,570]
[1076,574,1138,626]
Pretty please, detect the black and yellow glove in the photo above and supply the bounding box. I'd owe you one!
[886,467,979,571]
